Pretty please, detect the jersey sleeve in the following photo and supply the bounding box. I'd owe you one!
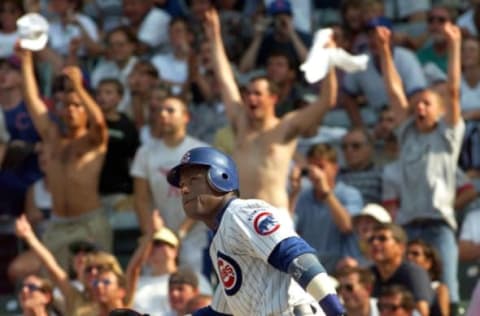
[211,285,233,314]
[227,202,298,263]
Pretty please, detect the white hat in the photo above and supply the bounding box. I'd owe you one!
[152,227,179,248]
[354,203,392,223]
[16,13,49,51]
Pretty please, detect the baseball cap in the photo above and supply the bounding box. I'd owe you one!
[353,204,392,224]
[69,240,99,254]
[268,0,293,16]
[365,16,393,31]
[153,227,179,248]
[16,13,49,51]
[169,268,199,288]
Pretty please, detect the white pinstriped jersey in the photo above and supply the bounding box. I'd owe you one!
[210,198,325,316]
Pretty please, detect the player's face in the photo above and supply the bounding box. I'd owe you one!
[168,283,198,313]
[179,165,224,220]
[245,79,277,120]
[337,273,370,311]
[410,90,440,132]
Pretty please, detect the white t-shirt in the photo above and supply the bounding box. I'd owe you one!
[460,209,480,243]
[460,77,480,113]
[151,52,188,94]
[0,32,18,58]
[137,8,171,49]
[130,136,210,271]
[48,13,99,56]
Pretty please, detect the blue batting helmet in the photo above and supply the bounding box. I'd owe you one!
[167,147,239,193]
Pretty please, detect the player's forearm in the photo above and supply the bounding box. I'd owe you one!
[287,253,345,316]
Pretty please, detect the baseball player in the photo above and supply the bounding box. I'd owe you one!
[167,147,345,316]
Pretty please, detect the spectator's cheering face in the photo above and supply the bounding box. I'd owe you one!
[168,275,199,314]
[376,107,396,140]
[96,81,123,114]
[0,0,23,33]
[341,129,373,170]
[378,293,414,316]
[410,89,441,133]
[368,229,404,264]
[60,92,88,130]
[245,78,278,120]
[18,275,52,312]
[427,7,450,42]
[168,19,191,53]
[462,37,480,69]
[337,271,371,312]
[92,270,126,305]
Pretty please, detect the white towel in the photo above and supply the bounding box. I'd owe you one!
[300,28,369,83]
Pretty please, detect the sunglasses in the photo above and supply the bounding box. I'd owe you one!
[341,142,365,151]
[22,283,45,293]
[92,278,112,287]
[337,283,355,293]
[427,16,448,24]
[377,302,402,312]
[367,234,390,244]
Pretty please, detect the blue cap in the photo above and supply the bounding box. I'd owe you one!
[366,16,393,30]
[268,0,292,16]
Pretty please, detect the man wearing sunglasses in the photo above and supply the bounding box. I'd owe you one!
[368,223,432,316]
[335,267,379,316]
[92,267,128,316]
[377,285,416,316]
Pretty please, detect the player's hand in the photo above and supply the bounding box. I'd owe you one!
[204,8,221,40]
[374,26,391,52]
[15,214,35,240]
[62,66,83,88]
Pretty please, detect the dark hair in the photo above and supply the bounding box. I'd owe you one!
[407,239,443,281]
[266,50,296,70]
[106,25,138,45]
[335,266,375,287]
[306,143,338,163]
[133,60,159,78]
[1,0,25,14]
[345,126,374,146]
[97,78,125,96]
[373,223,408,245]
[379,285,416,312]
[169,268,199,289]
[109,308,150,316]
[249,75,280,96]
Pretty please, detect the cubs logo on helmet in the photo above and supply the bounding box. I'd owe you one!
[253,211,280,236]
[217,251,242,296]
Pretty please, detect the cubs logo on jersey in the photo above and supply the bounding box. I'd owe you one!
[253,211,280,236]
[217,251,242,296]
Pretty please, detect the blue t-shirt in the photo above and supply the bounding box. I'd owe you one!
[295,181,364,272]
[0,101,42,216]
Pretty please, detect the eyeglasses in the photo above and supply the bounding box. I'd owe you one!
[427,15,448,24]
[92,278,112,287]
[377,302,403,312]
[337,283,355,293]
[22,283,45,293]
[341,142,365,151]
[367,234,390,244]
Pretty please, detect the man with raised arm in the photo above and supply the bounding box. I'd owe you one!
[9,47,111,278]
[375,23,464,312]
[204,9,337,212]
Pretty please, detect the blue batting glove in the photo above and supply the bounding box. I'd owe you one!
[319,294,345,316]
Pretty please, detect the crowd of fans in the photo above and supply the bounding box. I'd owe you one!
[1,0,480,315]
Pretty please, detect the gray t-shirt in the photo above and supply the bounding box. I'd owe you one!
[342,46,427,110]
[395,117,465,229]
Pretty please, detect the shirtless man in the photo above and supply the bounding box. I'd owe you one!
[8,47,111,280]
[205,9,337,211]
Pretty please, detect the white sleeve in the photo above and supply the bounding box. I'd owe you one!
[129,145,148,178]
[228,205,297,262]
[211,285,232,314]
